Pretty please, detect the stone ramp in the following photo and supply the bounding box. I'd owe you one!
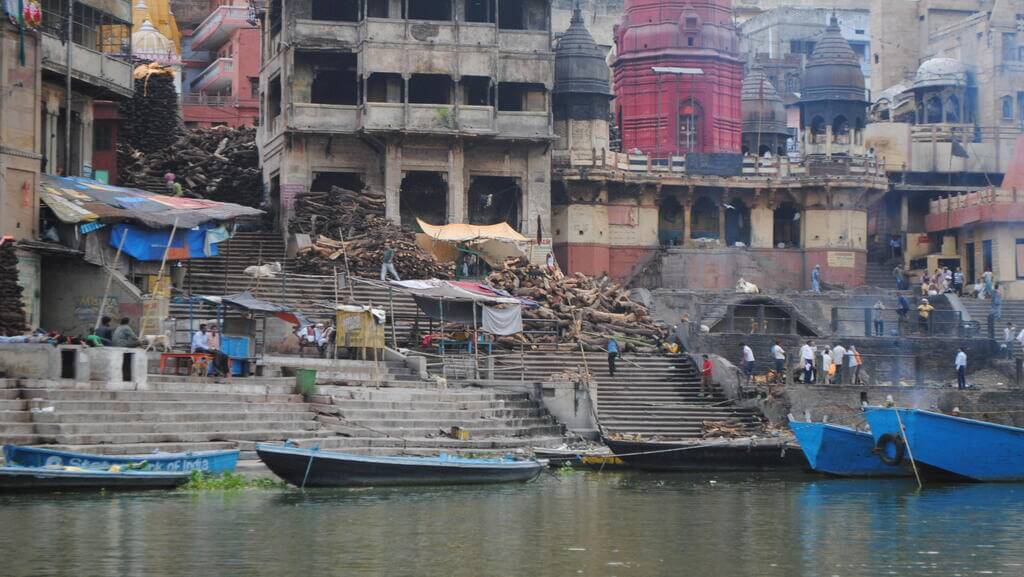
[511,352,763,438]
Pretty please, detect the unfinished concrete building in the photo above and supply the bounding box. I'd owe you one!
[257,0,555,237]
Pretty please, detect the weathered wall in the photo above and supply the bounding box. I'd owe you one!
[659,248,807,290]
[40,258,143,337]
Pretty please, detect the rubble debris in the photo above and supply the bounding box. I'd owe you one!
[290,186,454,279]
[701,419,747,439]
[0,242,27,336]
[485,262,666,351]
[118,126,261,207]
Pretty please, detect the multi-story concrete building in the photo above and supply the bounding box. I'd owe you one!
[180,1,260,127]
[3,0,134,325]
[865,0,1024,295]
[257,0,555,236]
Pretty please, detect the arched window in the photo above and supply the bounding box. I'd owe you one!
[810,115,826,143]
[832,115,850,144]
[724,198,751,247]
[773,201,801,248]
[658,196,684,246]
[690,196,719,240]
[678,100,703,152]
[945,95,961,123]
[1002,96,1014,120]
[926,96,943,123]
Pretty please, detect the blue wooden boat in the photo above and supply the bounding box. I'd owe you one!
[0,466,191,491]
[864,406,1024,482]
[2,445,239,474]
[788,417,911,478]
[256,443,544,487]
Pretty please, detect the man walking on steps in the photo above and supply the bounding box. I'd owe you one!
[800,340,815,384]
[700,354,713,398]
[955,347,967,390]
[772,339,786,384]
[741,342,755,385]
[607,337,619,377]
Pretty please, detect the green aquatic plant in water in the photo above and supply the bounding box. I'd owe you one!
[180,471,287,491]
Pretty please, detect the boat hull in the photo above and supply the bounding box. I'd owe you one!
[256,444,544,487]
[532,448,627,470]
[603,438,808,472]
[789,420,911,478]
[865,407,1024,482]
[0,466,191,491]
[3,445,238,474]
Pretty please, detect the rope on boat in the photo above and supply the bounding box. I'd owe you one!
[604,439,775,458]
[894,410,923,491]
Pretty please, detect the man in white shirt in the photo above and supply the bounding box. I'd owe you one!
[831,344,847,384]
[771,339,786,384]
[821,348,833,384]
[1004,323,1016,359]
[955,348,967,390]
[800,340,815,383]
[741,343,755,384]
[191,324,229,376]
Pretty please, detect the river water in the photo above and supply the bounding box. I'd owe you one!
[2,472,1023,577]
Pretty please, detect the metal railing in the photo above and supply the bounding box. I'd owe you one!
[830,306,974,337]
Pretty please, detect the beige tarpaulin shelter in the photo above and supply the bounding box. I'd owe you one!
[416,219,532,267]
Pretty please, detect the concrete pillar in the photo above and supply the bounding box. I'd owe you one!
[718,202,726,242]
[448,140,465,224]
[523,144,551,237]
[682,202,692,241]
[80,98,94,177]
[750,205,774,248]
[384,140,402,224]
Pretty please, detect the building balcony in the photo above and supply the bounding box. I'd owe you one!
[287,103,360,133]
[192,58,234,94]
[191,6,254,51]
[925,188,1024,232]
[40,32,133,98]
[287,18,550,54]
[291,19,360,48]
[496,111,550,139]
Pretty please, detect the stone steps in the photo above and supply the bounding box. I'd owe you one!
[21,400,311,413]
[312,399,540,411]
[330,408,547,420]
[30,411,317,424]
[35,427,328,446]
[270,435,566,451]
[32,419,320,436]
[18,388,304,403]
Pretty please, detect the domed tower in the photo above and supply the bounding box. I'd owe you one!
[553,4,614,154]
[612,0,743,158]
[741,65,789,157]
[798,15,868,155]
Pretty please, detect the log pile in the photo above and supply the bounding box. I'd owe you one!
[485,262,665,351]
[290,186,453,279]
[0,242,26,336]
[118,126,262,207]
[119,64,180,155]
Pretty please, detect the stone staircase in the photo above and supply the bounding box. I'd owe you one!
[177,231,422,346]
[0,377,330,454]
[960,297,1024,335]
[303,386,567,455]
[510,352,763,438]
[865,260,896,288]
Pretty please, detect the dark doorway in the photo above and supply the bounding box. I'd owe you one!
[312,0,358,21]
[466,0,495,23]
[400,171,448,230]
[658,195,684,245]
[773,201,801,248]
[724,198,751,247]
[409,74,452,104]
[269,174,281,229]
[408,0,451,21]
[983,240,993,277]
[366,0,388,18]
[468,176,520,228]
[311,172,365,192]
[366,73,404,103]
[966,242,976,283]
[122,353,134,382]
[462,76,493,106]
[60,350,76,379]
[690,196,719,239]
[304,53,358,105]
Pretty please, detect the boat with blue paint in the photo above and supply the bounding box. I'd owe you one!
[2,445,239,474]
[0,466,191,491]
[864,406,1024,482]
[788,417,911,478]
[256,443,544,487]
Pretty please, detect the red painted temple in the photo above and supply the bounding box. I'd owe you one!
[613,0,743,157]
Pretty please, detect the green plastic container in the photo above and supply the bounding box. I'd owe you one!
[295,369,317,395]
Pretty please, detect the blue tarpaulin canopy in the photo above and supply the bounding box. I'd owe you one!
[110,223,219,261]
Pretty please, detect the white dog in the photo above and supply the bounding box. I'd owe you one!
[142,334,171,352]
[243,262,282,279]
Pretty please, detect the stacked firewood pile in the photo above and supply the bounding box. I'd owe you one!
[290,186,453,278]
[118,126,261,207]
[119,64,180,155]
[485,262,665,351]
[0,242,26,336]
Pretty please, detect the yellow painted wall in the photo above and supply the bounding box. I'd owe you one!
[134,0,182,51]
[804,209,868,249]
[864,123,911,171]
[750,206,773,248]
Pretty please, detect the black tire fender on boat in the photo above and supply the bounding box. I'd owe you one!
[875,433,905,466]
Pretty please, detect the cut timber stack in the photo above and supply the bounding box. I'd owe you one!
[118,126,261,207]
[0,242,26,336]
[118,63,180,155]
[486,262,665,351]
[291,186,453,279]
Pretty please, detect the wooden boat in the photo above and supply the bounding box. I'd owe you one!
[3,445,239,474]
[603,437,808,472]
[256,443,544,487]
[788,418,911,478]
[864,406,1024,482]
[0,466,191,491]
[532,447,627,470]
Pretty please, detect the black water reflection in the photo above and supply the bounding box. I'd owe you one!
[1,472,1022,577]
